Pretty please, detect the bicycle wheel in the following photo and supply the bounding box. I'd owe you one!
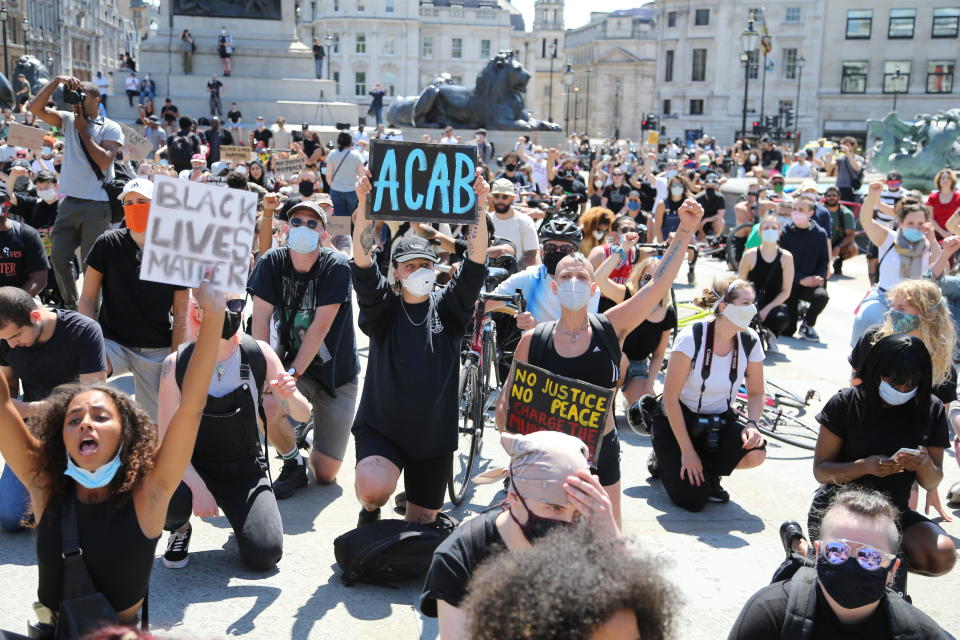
[766,380,814,410]
[725,223,753,272]
[757,408,819,451]
[449,362,481,505]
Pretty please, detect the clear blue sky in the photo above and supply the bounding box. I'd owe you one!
[511,0,648,31]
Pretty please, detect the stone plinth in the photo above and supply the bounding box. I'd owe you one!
[397,127,567,156]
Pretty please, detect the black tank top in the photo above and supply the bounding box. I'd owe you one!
[534,324,619,390]
[623,304,677,362]
[662,197,682,235]
[37,492,159,613]
[747,248,782,307]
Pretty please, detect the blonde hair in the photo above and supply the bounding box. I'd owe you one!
[628,257,670,307]
[694,276,755,312]
[873,279,956,387]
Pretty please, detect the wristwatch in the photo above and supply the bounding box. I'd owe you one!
[286,367,301,380]
[745,419,758,427]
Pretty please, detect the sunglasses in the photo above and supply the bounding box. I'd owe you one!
[543,244,576,255]
[819,539,897,572]
[640,273,653,285]
[887,182,902,189]
[289,217,322,230]
[617,227,638,235]
[226,298,245,313]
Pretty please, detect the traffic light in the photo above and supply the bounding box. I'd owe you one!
[642,118,649,130]
[783,110,794,129]
[752,121,760,133]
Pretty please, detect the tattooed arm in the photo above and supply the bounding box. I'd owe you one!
[605,199,702,338]
[353,168,375,269]
[466,173,491,265]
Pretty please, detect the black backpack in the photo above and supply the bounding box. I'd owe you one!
[333,514,457,586]
[168,132,195,168]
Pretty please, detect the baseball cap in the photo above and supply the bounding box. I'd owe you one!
[392,235,438,263]
[287,200,328,226]
[501,431,589,506]
[118,177,154,200]
[476,128,487,135]
[191,153,206,163]
[491,178,516,196]
[310,192,333,207]
[14,149,27,158]
[886,170,902,181]
[146,115,160,124]
[10,159,30,169]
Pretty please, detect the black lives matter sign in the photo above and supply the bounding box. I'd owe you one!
[366,139,478,225]
[506,361,613,464]
[141,175,257,291]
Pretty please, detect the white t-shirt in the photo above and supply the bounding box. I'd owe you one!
[876,232,928,292]
[786,162,814,178]
[125,76,139,92]
[493,265,600,324]
[529,158,549,194]
[326,148,366,192]
[440,136,458,145]
[492,211,539,255]
[93,75,110,95]
[674,321,764,414]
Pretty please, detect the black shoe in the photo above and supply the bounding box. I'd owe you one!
[779,521,805,558]
[832,257,843,276]
[647,451,660,479]
[393,491,407,515]
[163,524,192,569]
[273,457,308,499]
[707,477,729,503]
[358,506,381,527]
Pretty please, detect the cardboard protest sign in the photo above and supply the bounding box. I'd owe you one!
[272,155,305,176]
[326,215,351,236]
[141,175,257,291]
[119,124,153,161]
[366,139,478,225]
[505,361,613,464]
[221,145,253,163]
[645,130,660,147]
[6,123,46,151]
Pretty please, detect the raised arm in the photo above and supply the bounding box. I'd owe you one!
[860,182,894,247]
[27,76,68,128]
[605,200,701,337]
[465,172,491,265]
[594,250,627,304]
[352,168,375,269]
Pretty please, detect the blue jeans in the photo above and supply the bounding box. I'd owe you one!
[0,464,30,532]
[329,189,357,254]
[851,287,890,347]
[372,106,383,125]
[315,58,324,78]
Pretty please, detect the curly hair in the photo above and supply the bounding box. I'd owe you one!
[693,275,755,312]
[578,207,614,254]
[463,524,677,640]
[32,383,157,510]
[872,279,956,387]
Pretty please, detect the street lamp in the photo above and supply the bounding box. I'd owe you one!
[573,86,580,133]
[739,16,759,138]
[794,55,805,147]
[324,32,334,81]
[585,67,592,139]
[612,78,621,139]
[892,69,902,113]
[563,63,573,133]
[0,6,8,83]
[547,38,557,123]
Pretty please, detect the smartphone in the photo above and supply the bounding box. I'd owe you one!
[892,447,921,457]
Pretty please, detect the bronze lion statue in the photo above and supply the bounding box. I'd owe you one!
[387,51,560,131]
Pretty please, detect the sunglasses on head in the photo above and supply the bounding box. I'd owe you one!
[819,539,897,572]
[289,217,322,230]
[226,298,245,313]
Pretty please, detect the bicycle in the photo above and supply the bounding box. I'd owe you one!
[450,289,526,505]
[634,242,699,286]
[732,381,821,450]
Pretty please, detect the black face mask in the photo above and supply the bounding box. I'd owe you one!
[509,487,572,542]
[299,181,315,197]
[504,163,517,172]
[221,310,243,340]
[817,555,890,609]
[562,169,575,179]
[542,250,566,275]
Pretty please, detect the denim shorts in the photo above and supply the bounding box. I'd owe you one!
[626,359,651,380]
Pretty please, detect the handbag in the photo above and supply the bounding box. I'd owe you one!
[76,127,127,224]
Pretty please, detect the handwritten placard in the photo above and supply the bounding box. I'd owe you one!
[505,361,613,464]
[326,215,351,236]
[119,124,153,161]
[141,175,257,291]
[221,145,253,163]
[272,155,305,176]
[366,140,478,225]
[6,123,46,151]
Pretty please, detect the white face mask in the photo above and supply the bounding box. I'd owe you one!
[556,279,592,310]
[761,228,779,244]
[670,185,684,197]
[720,302,757,329]
[592,229,606,240]
[38,188,58,204]
[401,267,436,297]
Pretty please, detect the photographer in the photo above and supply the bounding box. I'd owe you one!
[27,76,123,311]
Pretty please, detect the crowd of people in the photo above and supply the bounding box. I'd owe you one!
[0,73,956,639]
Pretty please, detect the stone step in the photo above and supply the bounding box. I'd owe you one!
[104,97,359,130]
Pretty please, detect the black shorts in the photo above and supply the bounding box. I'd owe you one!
[353,423,452,511]
[595,428,621,486]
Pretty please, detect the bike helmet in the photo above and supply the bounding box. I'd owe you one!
[538,218,583,246]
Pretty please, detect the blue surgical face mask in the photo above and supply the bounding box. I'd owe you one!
[64,446,123,489]
[666,169,678,179]
[878,380,917,406]
[901,227,925,243]
[42,146,53,156]
[889,308,920,333]
[287,225,320,254]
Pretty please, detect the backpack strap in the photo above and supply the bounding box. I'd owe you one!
[780,567,818,640]
[238,333,267,402]
[173,342,193,391]
[691,320,705,365]
[528,320,558,369]
[587,313,622,384]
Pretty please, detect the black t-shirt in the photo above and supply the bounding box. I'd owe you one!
[207,80,223,96]
[313,44,325,59]
[85,229,186,349]
[623,304,677,362]
[849,326,958,405]
[635,180,657,212]
[728,579,953,639]
[369,90,385,108]
[696,189,725,219]
[0,221,49,289]
[420,509,504,617]
[252,127,273,147]
[602,183,631,212]
[815,387,950,510]
[161,104,178,122]
[351,258,485,458]
[495,171,528,188]
[247,247,358,394]
[12,194,58,229]
[762,148,784,173]
[227,109,242,124]
[0,310,106,402]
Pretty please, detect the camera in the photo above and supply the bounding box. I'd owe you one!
[63,89,86,105]
[692,414,725,452]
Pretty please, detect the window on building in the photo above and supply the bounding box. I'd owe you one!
[883,61,911,92]
[694,9,709,25]
[543,84,551,97]
[481,39,491,59]
[386,0,395,13]
[927,60,955,92]
[663,99,672,115]
[841,61,868,93]
[665,49,674,81]
[357,0,365,10]
[355,33,366,53]
[382,71,396,95]
[689,99,704,115]
[747,50,759,80]
[691,48,707,81]
[332,33,340,53]
[452,37,462,59]
[783,48,798,79]
[888,8,916,38]
[421,36,433,57]
[667,11,677,27]
[333,71,340,94]
[383,36,395,55]
[933,8,960,37]
[785,7,801,23]
[333,0,339,10]
[846,9,873,38]
[355,71,366,95]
